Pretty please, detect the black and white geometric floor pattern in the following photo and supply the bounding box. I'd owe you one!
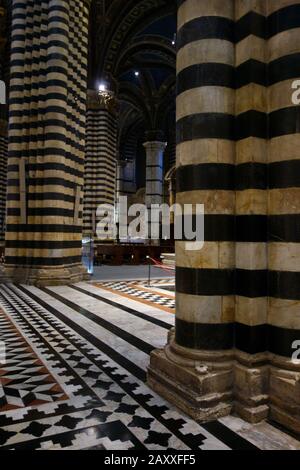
[98,281,175,309]
[0,283,297,451]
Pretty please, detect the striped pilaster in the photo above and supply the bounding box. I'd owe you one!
[148,0,236,421]
[5,0,91,285]
[83,90,117,238]
[0,119,7,244]
[143,140,166,244]
[267,0,300,434]
[234,0,269,422]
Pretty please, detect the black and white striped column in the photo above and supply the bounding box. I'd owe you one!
[0,118,7,244]
[148,0,236,420]
[143,138,166,244]
[83,90,117,238]
[267,0,300,434]
[5,0,91,285]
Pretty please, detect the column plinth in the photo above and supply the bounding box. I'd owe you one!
[148,330,234,421]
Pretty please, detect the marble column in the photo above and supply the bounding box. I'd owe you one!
[143,138,166,245]
[148,0,236,420]
[83,89,117,238]
[0,118,7,244]
[5,0,91,285]
[267,0,300,435]
[0,3,7,246]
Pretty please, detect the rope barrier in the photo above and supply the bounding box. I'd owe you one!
[148,256,175,274]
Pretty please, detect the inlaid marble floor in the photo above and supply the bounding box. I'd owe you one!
[0,282,299,450]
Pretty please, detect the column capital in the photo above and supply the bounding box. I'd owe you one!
[87,89,118,114]
[143,141,167,152]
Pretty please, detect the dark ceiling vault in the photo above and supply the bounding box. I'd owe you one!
[89,0,177,173]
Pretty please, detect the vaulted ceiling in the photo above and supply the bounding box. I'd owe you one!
[89,0,177,168]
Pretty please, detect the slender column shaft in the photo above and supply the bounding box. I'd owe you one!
[0,118,7,244]
[83,90,117,238]
[143,140,166,244]
[5,0,91,285]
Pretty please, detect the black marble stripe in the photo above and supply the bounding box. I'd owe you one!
[177,63,235,95]
[5,256,82,266]
[269,107,300,138]
[177,164,235,192]
[204,215,236,242]
[268,324,300,358]
[6,193,77,203]
[236,59,267,88]
[177,111,269,143]
[269,53,300,85]
[237,215,268,243]
[177,163,267,192]
[269,215,300,243]
[176,318,300,357]
[175,215,266,243]
[176,214,300,243]
[269,270,300,301]
[7,162,83,178]
[236,163,267,190]
[236,110,268,140]
[7,207,81,218]
[235,11,267,42]
[177,267,269,298]
[234,323,267,354]
[6,240,81,249]
[5,224,83,233]
[176,267,235,296]
[268,4,300,37]
[269,160,300,189]
[177,113,235,143]
[176,318,234,350]
[177,16,235,51]
[177,266,300,300]
[236,269,268,298]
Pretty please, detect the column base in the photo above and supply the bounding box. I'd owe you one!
[234,350,269,423]
[147,330,234,422]
[4,263,89,286]
[269,356,300,436]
